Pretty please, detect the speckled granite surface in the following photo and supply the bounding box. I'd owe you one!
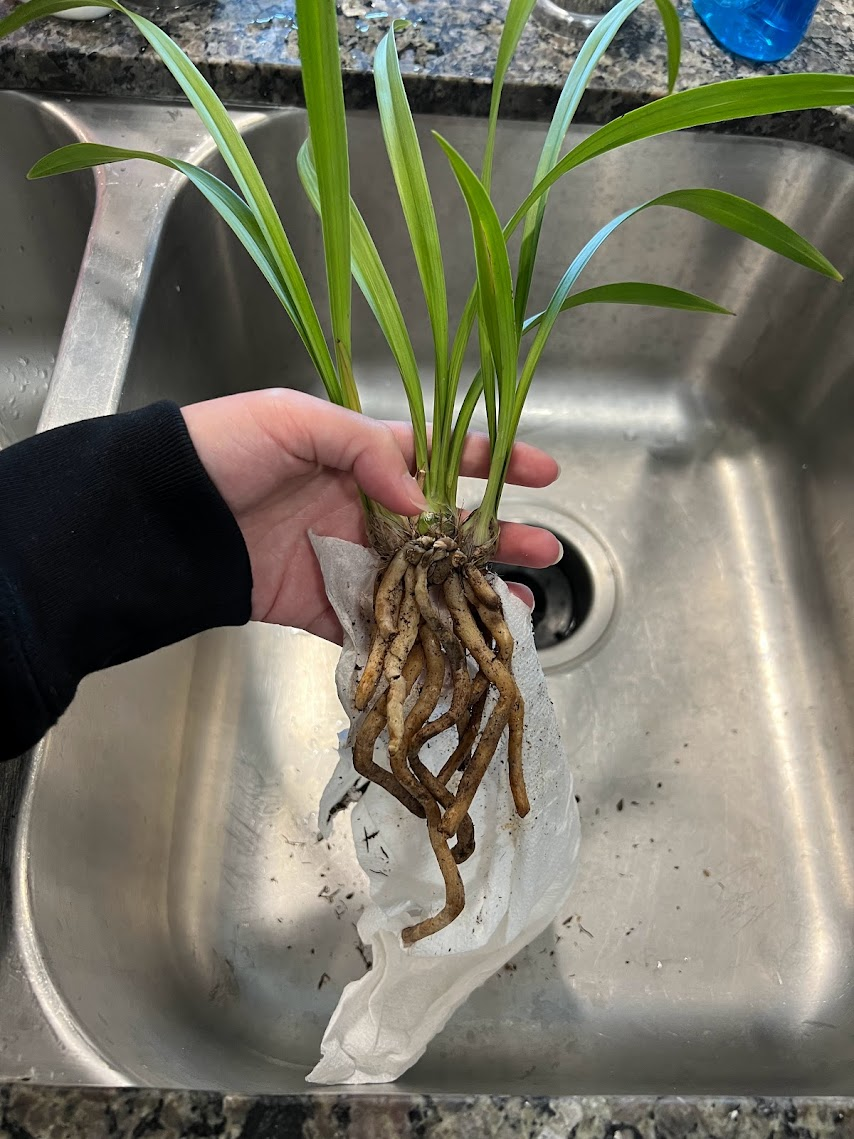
[2,1087,854,1138]
[0,0,854,141]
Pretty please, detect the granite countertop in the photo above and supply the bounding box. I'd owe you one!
[2,1086,854,1138]
[3,2,854,1137]
[0,0,853,140]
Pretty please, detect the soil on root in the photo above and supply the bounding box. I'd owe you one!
[351,526,528,947]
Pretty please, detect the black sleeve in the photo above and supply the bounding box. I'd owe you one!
[0,401,253,761]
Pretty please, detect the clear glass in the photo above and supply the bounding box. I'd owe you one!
[692,0,821,61]
[534,0,617,35]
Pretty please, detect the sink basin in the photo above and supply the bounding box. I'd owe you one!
[0,92,94,447]
[7,98,854,1094]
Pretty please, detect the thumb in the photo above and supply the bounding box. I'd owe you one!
[288,394,428,516]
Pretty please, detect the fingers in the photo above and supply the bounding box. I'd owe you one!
[459,434,559,489]
[283,394,427,516]
[507,582,535,610]
[387,422,559,489]
[496,521,562,569]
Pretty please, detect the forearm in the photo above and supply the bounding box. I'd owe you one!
[0,401,252,761]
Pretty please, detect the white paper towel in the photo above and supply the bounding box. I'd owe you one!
[308,535,581,1085]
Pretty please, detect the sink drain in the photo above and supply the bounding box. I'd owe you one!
[492,504,618,671]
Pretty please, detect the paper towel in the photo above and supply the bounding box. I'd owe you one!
[307,535,581,1085]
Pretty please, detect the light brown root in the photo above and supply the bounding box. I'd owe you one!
[349,534,529,945]
[402,625,445,751]
[353,548,410,711]
[388,624,469,943]
[440,574,521,838]
[437,677,488,786]
[413,560,471,748]
[354,626,390,713]
[466,564,502,610]
[401,806,465,946]
[352,644,426,818]
[408,751,476,865]
[468,587,530,821]
[508,695,529,817]
[385,566,421,759]
[407,562,477,862]
[376,546,411,638]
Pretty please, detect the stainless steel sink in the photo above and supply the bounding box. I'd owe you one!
[0,92,94,447]
[5,93,854,1095]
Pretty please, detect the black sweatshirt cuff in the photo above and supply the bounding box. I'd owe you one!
[0,401,252,759]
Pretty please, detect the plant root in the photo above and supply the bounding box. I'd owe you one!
[349,524,528,945]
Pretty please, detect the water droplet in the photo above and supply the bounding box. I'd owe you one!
[175,284,182,293]
[17,357,28,367]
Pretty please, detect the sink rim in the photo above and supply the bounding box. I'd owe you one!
[7,93,854,1095]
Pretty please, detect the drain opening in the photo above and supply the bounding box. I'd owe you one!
[493,530,593,651]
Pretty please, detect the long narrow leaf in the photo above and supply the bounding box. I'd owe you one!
[654,188,841,279]
[29,142,345,403]
[513,185,843,447]
[482,0,538,189]
[375,22,450,501]
[434,135,518,416]
[297,140,428,472]
[447,369,484,494]
[515,0,643,325]
[445,289,494,497]
[507,74,854,237]
[475,0,537,462]
[295,0,358,408]
[515,0,651,328]
[522,280,732,333]
[653,0,682,95]
[451,281,729,473]
[0,0,342,405]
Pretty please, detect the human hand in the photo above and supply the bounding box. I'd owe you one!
[183,389,562,643]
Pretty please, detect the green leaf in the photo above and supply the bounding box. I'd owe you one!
[297,139,428,473]
[445,289,493,499]
[30,142,345,400]
[498,183,842,503]
[652,0,682,95]
[507,73,854,237]
[375,25,450,490]
[482,0,538,189]
[654,187,842,279]
[436,134,522,542]
[473,0,538,469]
[0,0,343,406]
[522,281,732,333]
[514,0,648,328]
[434,134,518,415]
[295,0,358,409]
[447,368,484,494]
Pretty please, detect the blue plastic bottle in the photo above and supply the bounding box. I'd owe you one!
[692,0,821,61]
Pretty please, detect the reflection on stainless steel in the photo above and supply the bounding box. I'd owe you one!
[2,92,854,1094]
[0,93,94,448]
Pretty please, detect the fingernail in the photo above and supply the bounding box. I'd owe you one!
[549,540,564,566]
[406,477,429,514]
